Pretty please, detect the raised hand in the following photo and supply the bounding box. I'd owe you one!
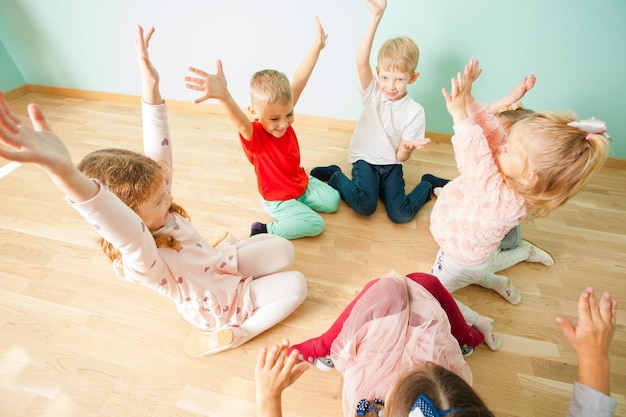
[185,60,229,104]
[490,72,536,114]
[135,25,162,104]
[463,58,482,104]
[365,0,387,17]
[556,287,617,395]
[0,92,72,174]
[255,340,310,417]
[465,58,482,83]
[505,74,536,105]
[314,16,328,51]
[135,25,159,86]
[0,91,98,202]
[442,69,470,123]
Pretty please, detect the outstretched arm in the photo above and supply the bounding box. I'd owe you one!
[0,91,99,203]
[291,17,327,107]
[489,74,536,114]
[442,68,472,125]
[556,287,617,395]
[185,61,253,140]
[357,0,386,90]
[135,25,163,105]
[255,340,310,417]
[396,138,431,162]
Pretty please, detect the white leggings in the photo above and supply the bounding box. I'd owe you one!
[230,234,307,347]
[431,244,533,324]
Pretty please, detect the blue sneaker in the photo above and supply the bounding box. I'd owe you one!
[461,344,474,357]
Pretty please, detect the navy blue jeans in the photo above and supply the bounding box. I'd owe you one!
[328,159,432,224]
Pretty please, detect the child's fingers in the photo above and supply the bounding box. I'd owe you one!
[144,26,155,45]
[447,77,458,97]
[187,66,209,78]
[555,316,576,342]
[0,92,21,134]
[27,103,51,133]
[598,292,616,329]
[135,25,145,52]
[610,299,618,327]
[289,361,310,383]
[285,348,309,383]
[284,347,300,370]
[576,288,593,326]
[184,75,204,86]
[215,60,224,76]
[274,342,290,367]
[255,346,269,373]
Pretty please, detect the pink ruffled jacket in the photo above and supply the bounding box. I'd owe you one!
[429,101,527,266]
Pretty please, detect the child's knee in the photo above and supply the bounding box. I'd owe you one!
[387,210,413,224]
[307,216,326,236]
[353,199,377,216]
[319,190,341,213]
[293,271,308,299]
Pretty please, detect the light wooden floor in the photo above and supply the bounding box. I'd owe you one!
[1,90,625,417]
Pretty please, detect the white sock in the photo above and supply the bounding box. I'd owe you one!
[474,316,502,350]
[477,273,522,305]
[522,240,554,266]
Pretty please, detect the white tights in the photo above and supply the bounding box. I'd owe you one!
[230,234,307,347]
[431,242,545,350]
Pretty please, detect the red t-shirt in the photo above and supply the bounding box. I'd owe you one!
[239,121,308,201]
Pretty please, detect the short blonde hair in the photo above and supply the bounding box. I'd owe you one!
[249,69,293,105]
[377,37,420,73]
[506,111,609,217]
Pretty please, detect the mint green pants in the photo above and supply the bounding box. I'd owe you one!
[263,176,340,239]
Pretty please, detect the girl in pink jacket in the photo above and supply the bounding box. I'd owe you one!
[429,59,609,349]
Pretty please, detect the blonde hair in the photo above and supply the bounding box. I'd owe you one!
[249,69,293,105]
[77,148,190,263]
[505,112,609,217]
[382,363,494,417]
[495,105,534,134]
[377,36,420,73]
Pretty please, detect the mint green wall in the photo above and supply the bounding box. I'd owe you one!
[0,0,624,157]
[0,39,25,91]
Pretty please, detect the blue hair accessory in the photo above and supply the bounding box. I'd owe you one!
[408,394,463,417]
[356,398,385,416]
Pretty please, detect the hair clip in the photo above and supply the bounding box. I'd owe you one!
[357,399,385,416]
[408,394,463,417]
[567,117,611,141]
[567,117,607,134]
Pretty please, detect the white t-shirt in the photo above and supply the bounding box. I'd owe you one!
[348,79,425,165]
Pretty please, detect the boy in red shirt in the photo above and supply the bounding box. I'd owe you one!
[185,17,339,239]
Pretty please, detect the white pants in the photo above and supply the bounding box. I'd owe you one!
[431,244,532,324]
[231,234,307,346]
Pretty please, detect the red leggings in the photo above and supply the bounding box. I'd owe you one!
[290,272,484,360]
